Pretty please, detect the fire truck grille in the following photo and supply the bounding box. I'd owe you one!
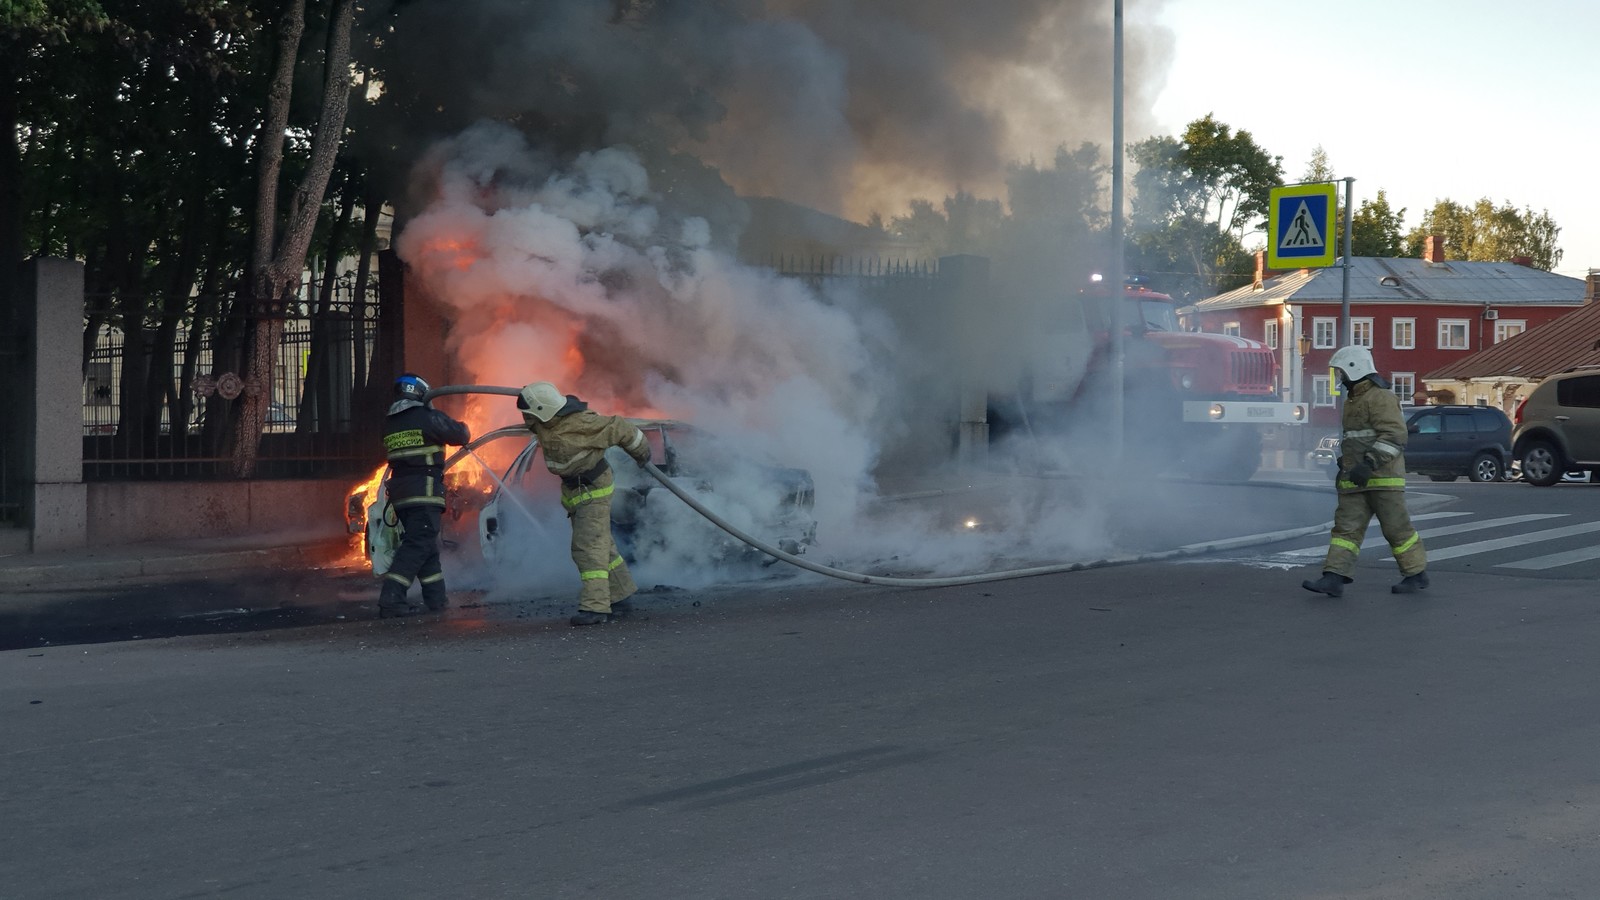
[1230,351,1272,392]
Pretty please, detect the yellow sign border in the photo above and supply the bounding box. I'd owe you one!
[1267,183,1338,269]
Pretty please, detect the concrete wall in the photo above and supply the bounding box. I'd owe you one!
[87,478,353,545]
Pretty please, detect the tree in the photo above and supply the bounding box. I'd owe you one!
[1300,145,1334,183]
[230,0,357,477]
[1350,190,1407,258]
[1404,198,1563,270]
[1128,114,1284,298]
[0,0,107,312]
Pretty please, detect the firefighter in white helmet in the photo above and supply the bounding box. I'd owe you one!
[1303,346,1429,597]
[518,381,653,626]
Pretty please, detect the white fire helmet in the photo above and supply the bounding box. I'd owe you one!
[1328,345,1377,385]
[518,381,565,423]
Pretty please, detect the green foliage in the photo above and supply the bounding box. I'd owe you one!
[1300,145,1334,183]
[1128,114,1283,299]
[1403,198,1563,270]
[1350,190,1407,258]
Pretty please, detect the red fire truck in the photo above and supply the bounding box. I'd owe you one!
[995,279,1307,480]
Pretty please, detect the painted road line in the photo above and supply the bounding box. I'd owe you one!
[1495,544,1600,571]
[1425,520,1600,562]
[1276,511,1479,557]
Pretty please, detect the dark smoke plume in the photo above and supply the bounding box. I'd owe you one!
[362,0,1172,221]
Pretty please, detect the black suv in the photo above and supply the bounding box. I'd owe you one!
[1405,405,1512,483]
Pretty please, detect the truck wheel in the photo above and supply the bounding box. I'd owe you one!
[1468,453,1503,483]
[1520,441,1562,487]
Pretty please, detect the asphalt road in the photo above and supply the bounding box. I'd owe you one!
[4,477,1600,898]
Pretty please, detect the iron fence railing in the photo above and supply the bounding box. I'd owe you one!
[81,272,386,481]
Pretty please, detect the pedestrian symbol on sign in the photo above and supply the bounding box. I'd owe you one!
[1283,201,1324,250]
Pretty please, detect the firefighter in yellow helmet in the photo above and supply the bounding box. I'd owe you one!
[1302,346,1429,597]
[518,381,653,626]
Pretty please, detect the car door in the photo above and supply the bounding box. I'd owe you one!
[1406,409,1443,469]
[1555,375,1600,465]
[1439,409,1477,471]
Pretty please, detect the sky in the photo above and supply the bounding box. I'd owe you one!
[1143,0,1599,278]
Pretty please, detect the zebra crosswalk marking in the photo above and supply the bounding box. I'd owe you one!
[1496,545,1600,570]
[1424,520,1600,562]
[1278,513,1553,557]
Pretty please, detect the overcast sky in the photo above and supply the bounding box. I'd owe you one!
[1143,0,1597,277]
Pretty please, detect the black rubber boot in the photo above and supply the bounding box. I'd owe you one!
[570,609,615,627]
[1301,572,1350,597]
[378,581,418,618]
[609,599,634,618]
[421,583,449,612]
[1391,572,1430,594]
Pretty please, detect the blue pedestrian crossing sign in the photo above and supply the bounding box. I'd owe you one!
[1268,183,1338,268]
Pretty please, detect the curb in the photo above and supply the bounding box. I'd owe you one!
[0,541,357,591]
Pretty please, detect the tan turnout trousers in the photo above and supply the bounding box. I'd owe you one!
[562,468,638,614]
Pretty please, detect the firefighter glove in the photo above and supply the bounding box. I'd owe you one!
[1348,462,1373,487]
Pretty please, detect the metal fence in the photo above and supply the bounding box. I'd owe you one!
[81,271,387,481]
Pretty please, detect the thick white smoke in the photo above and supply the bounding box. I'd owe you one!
[397,122,892,591]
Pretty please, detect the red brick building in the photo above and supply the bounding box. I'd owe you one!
[1183,238,1589,429]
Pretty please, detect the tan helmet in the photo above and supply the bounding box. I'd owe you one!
[518,381,565,422]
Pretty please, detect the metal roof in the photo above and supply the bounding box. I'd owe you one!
[1424,300,1600,382]
[1190,257,1588,312]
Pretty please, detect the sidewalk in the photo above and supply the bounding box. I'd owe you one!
[0,530,358,591]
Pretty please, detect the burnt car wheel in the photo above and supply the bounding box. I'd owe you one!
[1468,453,1503,483]
[1520,441,1562,487]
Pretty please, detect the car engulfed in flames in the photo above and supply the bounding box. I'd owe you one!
[345,419,817,576]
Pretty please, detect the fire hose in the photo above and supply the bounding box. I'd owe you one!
[427,385,1329,588]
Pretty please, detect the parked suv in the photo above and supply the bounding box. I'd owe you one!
[1405,404,1512,483]
[1511,368,1600,486]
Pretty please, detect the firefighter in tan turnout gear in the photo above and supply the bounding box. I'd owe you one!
[518,381,652,626]
[1303,346,1429,597]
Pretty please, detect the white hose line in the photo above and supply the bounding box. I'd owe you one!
[427,383,1327,587]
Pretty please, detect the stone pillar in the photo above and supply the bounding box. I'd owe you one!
[20,258,87,550]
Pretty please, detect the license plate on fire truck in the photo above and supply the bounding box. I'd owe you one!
[1181,401,1308,424]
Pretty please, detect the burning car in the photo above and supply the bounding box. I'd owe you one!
[346,419,817,577]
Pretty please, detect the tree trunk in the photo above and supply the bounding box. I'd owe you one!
[299,176,354,432]
[230,0,356,478]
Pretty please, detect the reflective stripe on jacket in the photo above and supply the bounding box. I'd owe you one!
[384,401,471,507]
[1337,379,1408,493]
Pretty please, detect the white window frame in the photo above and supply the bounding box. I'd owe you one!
[1350,317,1375,348]
[1494,319,1527,343]
[1263,320,1279,349]
[1392,317,1416,350]
[1438,319,1470,350]
[1222,321,1241,337]
[1313,317,1337,349]
[1391,372,1416,406]
[1312,374,1335,407]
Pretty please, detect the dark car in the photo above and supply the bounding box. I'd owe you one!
[1404,404,1512,483]
[1306,434,1340,470]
